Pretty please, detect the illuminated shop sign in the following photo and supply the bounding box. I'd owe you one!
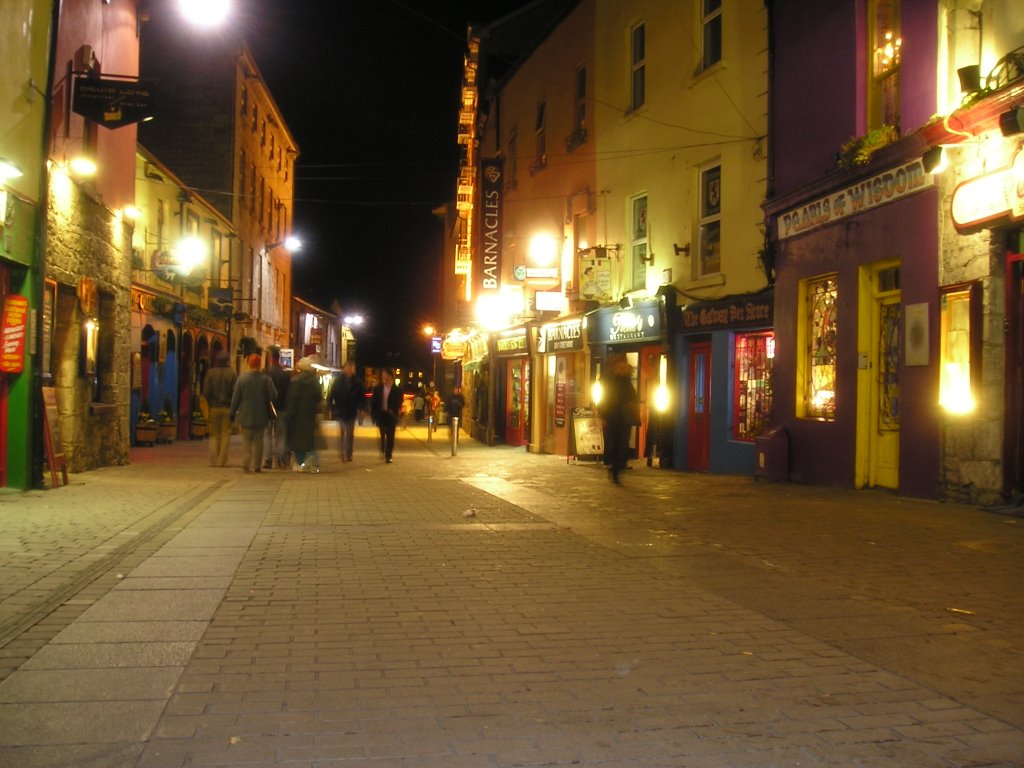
[538,318,583,353]
[495,328,528,356]
[681,294,773,332]
[586,299,663,345]
[777,159,933,240]
[951,149,1024,231]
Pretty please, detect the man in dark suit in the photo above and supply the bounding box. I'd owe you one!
[370,368,403,463]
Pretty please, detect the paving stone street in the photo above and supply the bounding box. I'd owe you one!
[0,422,1021,767]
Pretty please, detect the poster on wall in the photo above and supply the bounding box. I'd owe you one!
[279,348,294,370]
[0,294,29,373]
[579,252,612,300]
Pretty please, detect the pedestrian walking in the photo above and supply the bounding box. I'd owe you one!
[446,386,465,435]
[202,351,236,467]
[286,356,323,472]
[327,360,364,461]
[597,353,638,485]
[370,368,403,463]
[413,391,425,422]
[229,353,277,473]
[263,346,291,469]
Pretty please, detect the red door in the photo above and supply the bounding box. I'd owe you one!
[505,359,528,446]
[688,342,711,471]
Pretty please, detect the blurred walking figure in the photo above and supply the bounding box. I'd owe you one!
[597,354,638,485]
[230,353,277,473]
[263,347,291,469]
[371,368,402,463]
[286,356,323,472]
[203,351,236,466]
[446,386,465,435]
[328,360,364,461]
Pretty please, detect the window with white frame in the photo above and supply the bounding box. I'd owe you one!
[532,101,547,172]
[698,164,721,277]
[631,23,646,111]
[702,0,722,70]
[631,194,648,290]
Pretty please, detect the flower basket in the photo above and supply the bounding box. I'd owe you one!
[135,421,158,446]
[156,397,176,443]
[190,417,209,440]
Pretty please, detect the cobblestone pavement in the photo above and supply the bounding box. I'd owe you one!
[0,422,1021,767]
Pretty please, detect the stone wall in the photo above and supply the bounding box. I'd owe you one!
[46,176,133,472]
[936,170,1006,506]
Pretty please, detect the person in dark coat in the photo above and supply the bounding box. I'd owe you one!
[286,356,322,472]
[264,347,291,468]
[446,386,465,436]
[230,353,277,473]
[203,351,237,467]
[370,368,403,463]
[597,354,638,485]
[327,360,364,461]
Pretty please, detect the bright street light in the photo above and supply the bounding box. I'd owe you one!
[177,0,230,27]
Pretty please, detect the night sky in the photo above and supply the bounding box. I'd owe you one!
[238,0,531,369]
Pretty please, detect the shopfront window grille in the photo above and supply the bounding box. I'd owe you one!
[733,331,774,440]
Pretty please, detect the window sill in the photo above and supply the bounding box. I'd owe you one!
[690,59,726,88]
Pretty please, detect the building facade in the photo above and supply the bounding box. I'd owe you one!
[0,0,51,488]
[764,0,1024,503]
[139,11,298,360]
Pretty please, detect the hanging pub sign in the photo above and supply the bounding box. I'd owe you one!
[0,294,29,373]
[73,77,155,129]
[477,158,504,297]
[950,148,1024,232]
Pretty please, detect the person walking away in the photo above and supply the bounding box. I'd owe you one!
[230,353,277,473]
[328,360,364,461]
[203,351,237,466]
[370,368,402,463]
[264,347,291,468]
[446,386,465,436]
[598,354,638,485]
[286,356,323,472]
[413,391,425,422]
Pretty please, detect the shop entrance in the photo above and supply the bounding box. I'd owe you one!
[1006,253,1024,497]
[688,341,711,471]
[857,261,901,490]
[505,358,529,447]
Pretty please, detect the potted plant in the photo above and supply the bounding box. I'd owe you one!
[135,399,158,446]
[189,394,208,439]
[156,396,176,443]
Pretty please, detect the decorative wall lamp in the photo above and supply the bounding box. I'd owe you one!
[922,146,946,174]
[999,106,1024,137]
[957,65,981,94]
[673,243,690,256]
[0,158,24,180]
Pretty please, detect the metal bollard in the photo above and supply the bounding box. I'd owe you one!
[451,416,459,456]
[427,415,433,444]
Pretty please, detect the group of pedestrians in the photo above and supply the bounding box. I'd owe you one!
[202,354,472,472]
[202,348,327,474]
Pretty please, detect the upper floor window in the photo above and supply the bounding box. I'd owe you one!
[532,101,547,173]
[702,0,722,69]
[869,0,901,130]
[631,23,646,111]
[631,194,648,290]
[575,65,587,133]
[698,164,721,277]
[507,128,518,188]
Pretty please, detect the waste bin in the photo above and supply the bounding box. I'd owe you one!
[754,426,788,482]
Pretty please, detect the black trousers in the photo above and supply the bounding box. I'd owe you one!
[377,416,397,460]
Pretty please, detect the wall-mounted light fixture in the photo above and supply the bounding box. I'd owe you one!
[999,106,1024,137]
[673,243,690,256]
[922,146,946,174]
[957,64,981,94]
[0,158,24,180]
